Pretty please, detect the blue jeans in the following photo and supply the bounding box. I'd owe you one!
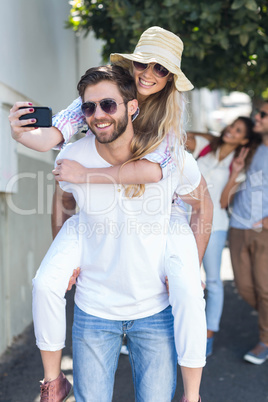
[203,230,227,332]
[72,304,177,402]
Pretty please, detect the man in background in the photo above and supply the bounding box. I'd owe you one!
[229,100,268,365]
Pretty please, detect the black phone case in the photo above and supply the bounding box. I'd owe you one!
[19,106,52,127]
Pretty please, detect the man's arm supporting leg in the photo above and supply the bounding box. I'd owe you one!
[51,181,77,239]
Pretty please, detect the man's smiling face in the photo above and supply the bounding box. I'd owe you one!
[83,81,129,144]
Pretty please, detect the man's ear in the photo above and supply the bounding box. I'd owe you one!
[128,99,139,116]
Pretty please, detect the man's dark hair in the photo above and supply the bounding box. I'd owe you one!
[77,65,137,103]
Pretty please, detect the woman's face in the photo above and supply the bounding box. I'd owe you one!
[133,62,171,101]
[222,119,249,147]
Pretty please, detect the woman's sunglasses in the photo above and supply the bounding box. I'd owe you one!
[132,61,170,78]
[81,99,125,117]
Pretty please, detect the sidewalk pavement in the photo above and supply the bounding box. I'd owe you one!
[0,248,268,401]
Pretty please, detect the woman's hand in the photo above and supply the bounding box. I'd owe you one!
[66,268,81,292]
[8,102,37,141]
[231,147,249,174]
[53,159,87,183]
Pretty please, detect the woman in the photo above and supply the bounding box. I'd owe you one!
[186,117,259,356]
[9,27,208,402]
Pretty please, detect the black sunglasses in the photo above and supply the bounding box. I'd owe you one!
[81,99,125,117]
[132,61,170,78]
[256,109,268,119]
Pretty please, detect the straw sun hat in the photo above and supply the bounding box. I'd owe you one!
[110,26,193,92]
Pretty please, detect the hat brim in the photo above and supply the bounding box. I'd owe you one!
[110,52,194,92]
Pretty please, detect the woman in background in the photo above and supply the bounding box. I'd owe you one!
[186,117,260,356]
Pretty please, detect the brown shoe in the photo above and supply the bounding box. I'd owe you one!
[40,372,73,402]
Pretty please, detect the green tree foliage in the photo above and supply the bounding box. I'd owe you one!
[67,0,268,97]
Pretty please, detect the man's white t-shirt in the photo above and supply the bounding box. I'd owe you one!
[56,133,201,320]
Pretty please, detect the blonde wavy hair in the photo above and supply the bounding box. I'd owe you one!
[117,61,186,197]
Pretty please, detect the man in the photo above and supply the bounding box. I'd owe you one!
[9,65,212,401]
[229,100,268,365]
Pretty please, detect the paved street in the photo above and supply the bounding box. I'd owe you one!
[0,248,268,401]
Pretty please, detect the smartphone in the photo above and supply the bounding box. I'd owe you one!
[19,106,52,127]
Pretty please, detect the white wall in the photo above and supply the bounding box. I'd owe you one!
[0,0,104,111]
[0,0,103,355]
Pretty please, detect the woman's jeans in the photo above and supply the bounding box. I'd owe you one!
[203,230,227,332]
[166,217,206,367]
[72,304,177,402]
